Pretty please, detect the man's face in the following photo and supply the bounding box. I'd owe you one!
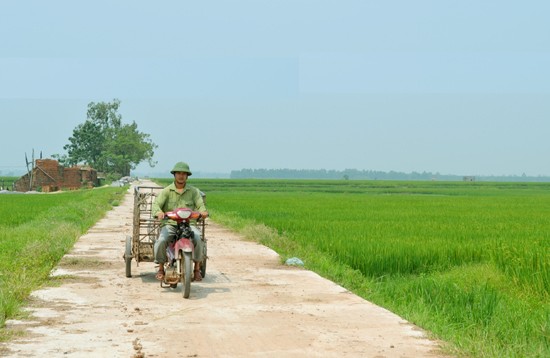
[174,171,188,185]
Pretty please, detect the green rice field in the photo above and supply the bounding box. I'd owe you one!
[1,178,548,356]
[0,186,127,337]
[164,178,550,357]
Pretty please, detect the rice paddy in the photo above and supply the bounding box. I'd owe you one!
[179,179,550,357]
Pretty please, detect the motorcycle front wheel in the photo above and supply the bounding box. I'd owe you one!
[180,251,192,298]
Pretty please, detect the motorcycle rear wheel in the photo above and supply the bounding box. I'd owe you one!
[200,241,207,278]
[124,235,132,278]
[180,252,192,298]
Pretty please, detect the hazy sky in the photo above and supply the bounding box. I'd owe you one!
[1,1,549,177]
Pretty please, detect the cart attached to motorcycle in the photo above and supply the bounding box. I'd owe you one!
[123,184,207,298]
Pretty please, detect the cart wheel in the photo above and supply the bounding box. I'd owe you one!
[181,252,192,298]
[200,241,207,278]
[125,235,133,278]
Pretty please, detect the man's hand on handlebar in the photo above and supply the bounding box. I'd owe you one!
[156,211,207,221]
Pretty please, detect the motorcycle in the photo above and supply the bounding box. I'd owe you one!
[159,207,205,298]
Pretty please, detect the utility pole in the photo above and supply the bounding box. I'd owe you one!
[25,149,35,191]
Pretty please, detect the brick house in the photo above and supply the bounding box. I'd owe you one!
[14,159,99,192]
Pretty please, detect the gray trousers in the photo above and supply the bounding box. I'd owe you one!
[154,224,204,264]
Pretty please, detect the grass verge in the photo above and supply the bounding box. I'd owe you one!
[0,186,127,341]
[209,202,550,358]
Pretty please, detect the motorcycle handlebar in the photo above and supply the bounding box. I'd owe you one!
[157,210,205,222]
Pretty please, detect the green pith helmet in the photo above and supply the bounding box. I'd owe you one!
[170,161,192,176]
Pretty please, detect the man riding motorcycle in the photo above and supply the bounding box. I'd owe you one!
[152,161,209,282]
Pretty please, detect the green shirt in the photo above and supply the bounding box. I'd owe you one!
[152,182,207,225]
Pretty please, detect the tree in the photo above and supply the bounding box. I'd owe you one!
[61,99,157,177]
[104,121,157,176]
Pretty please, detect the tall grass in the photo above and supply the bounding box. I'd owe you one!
[0,187,127,335]
[172,178,550,357]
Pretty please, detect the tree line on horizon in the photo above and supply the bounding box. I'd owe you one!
[230,168,550,182]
